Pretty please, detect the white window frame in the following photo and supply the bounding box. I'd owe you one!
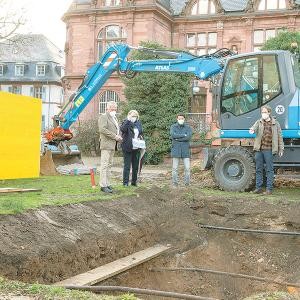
[9,85,22,94]
[97,25,127,57]
[31,86,46,100]
[258,0,287,10]
[98,90,120,114]
[15,64,25,76]
[191,0,216,15]
[186,32,217,55]
[103,0,121,7]
[0,65,3,76]
[253,28,283,51]
[36,64,46,76]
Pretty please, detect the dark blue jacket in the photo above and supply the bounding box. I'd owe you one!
[120,119,143,152]
[170,122,192,158]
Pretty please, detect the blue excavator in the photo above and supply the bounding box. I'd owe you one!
[43,43,300,191]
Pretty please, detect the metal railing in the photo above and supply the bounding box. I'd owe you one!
[186,113,211,132]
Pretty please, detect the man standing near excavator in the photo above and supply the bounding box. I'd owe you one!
[249,105,284,195]
[98,101,122,193]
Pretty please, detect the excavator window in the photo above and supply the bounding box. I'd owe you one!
[221,54,282,116]
[221,57,259,116]
[292,55,300,88]
[262,55,281,104]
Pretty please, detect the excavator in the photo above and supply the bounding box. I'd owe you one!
[42,43,300,191]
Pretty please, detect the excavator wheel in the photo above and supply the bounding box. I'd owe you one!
[212,146,255,192]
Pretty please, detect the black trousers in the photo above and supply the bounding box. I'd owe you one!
[123,149,140,185]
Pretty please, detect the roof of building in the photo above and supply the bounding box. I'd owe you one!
[162,0,299,15]
[70,0,300,15]
[0,34,64,83]
[220,0,248,11]
[0,34,64,64]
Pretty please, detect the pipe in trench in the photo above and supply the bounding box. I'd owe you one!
[200,225,300,236]
[63,285,219,300]
[150,267,300,288]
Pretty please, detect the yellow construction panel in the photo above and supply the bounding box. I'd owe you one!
[0,92,42,179]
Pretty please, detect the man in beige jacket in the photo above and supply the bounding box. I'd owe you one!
[249,105,284,195]
[98,101,122,193]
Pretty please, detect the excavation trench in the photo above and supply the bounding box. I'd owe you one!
[0,186,299,299]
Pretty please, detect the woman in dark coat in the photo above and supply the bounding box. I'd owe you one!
[120,110,144,186]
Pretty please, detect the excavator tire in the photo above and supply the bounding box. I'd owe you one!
[212,146,255,192]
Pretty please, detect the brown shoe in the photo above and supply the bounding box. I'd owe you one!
[252,189,263,194]
[264,190,272,195]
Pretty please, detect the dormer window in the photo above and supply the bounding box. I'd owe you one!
[258,0,286,10]
[191,0,216,15]
[103,0,121,6]
[0,65,4,76]
[36,64,46,76]
[15,64,25,76]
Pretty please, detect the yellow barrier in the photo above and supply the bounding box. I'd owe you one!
[0,92,42,179]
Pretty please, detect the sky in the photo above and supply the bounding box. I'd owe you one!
[7,0,73,49]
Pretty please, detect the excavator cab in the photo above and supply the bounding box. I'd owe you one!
[210,50,300,191]
[219,51,297,132]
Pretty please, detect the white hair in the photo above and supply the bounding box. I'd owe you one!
[128,110,139,119]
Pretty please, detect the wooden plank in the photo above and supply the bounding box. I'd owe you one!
[0,188,42,194]
[55,244,171,286]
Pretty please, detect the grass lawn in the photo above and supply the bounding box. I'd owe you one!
[0,175,138,215]
[0,277,137,300]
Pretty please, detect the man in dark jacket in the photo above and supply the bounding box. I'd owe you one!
[170,113,193,187]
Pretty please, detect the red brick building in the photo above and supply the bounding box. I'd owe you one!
[62,0,300,122]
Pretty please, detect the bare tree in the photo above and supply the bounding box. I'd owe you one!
[0,0,26,45]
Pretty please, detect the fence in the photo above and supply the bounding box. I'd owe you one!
[186,113,211,133]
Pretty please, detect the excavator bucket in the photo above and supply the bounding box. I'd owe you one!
[40,150,58,176]
[40,146,83,176]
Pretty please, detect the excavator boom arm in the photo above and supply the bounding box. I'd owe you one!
[46,44,232,143]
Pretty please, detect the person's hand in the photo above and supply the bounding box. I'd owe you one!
[115,135,123,141]
[278,150,284,157]
[249,128,255,134]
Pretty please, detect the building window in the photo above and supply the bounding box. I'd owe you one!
[103,0,121,6]
[253,28,282,51]
[186,32,217,55]
[191,0,216,15]
[36,64,46,76]
[42,115,46,131]
[98,90,120,114]
[8,85,22,94]
[97,25,127,57]
[15,65,25,76]
[0,65,4,76]
[31,86,46,100]
[258,0,286,10]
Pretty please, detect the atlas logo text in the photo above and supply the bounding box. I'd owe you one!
[155,65,170,71]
